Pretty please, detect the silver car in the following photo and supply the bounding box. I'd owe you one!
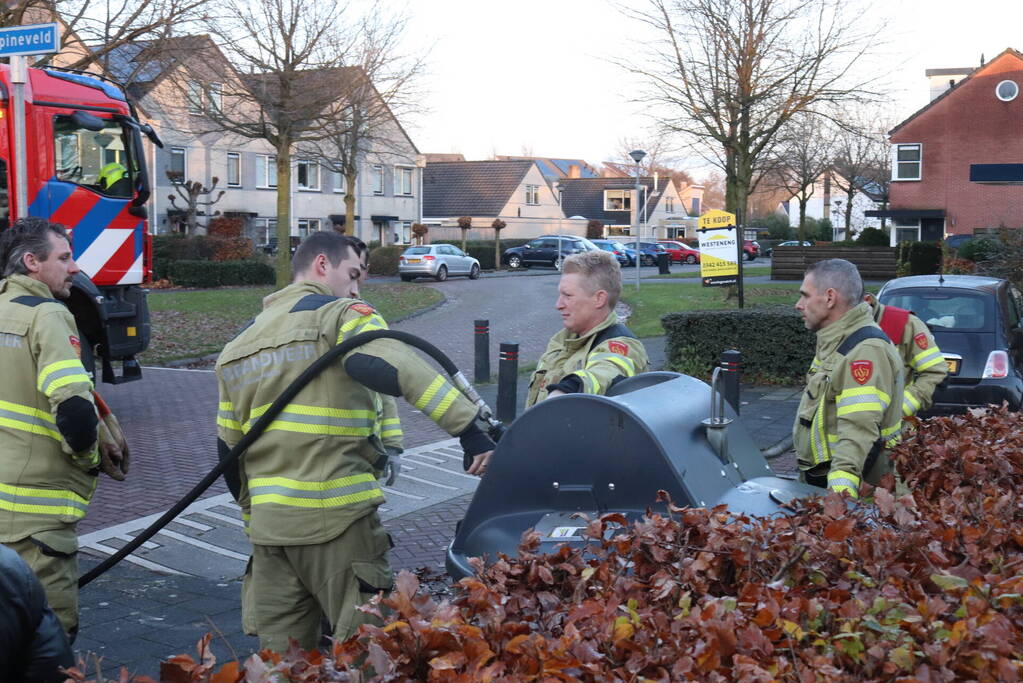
[398,244,481,282]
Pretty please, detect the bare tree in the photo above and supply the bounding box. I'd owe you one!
[172,0,381,285]
[765,113,835,242]
[5,0,212,75]
[831,114,892,235]
[621,0,883,224]
[166,174,225,234]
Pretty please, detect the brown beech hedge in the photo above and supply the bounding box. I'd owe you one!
[71,407,1023,682]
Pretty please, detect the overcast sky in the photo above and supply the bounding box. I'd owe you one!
[402,0,1023,173]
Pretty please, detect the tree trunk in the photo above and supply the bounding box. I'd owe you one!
[494,229,502,270]
[344,169,358,239]
[275,144,292,289]
[844,189,855,237]
[461,228,468,252]
[798,197,809,243]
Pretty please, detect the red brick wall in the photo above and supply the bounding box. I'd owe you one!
[890,51,1023,234]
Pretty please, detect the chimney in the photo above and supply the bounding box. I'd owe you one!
[568,164,580,178]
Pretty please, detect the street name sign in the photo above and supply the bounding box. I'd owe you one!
[0,23,59,57]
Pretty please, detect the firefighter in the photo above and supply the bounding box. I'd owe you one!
[526,250,648,407]
[864,292,947,420]
[215,231,493,651]
[0,218,128,641]
[96,162,131,197]
[793,259,903,498]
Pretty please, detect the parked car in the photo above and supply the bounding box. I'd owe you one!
[658,240,701,264]
[877,274,1023,414]
[502,235,598,269]
[591,239,634,266]
[634,241,670,266]
[398,244,481,282]
[765,240,813,257]
[945,234,974,249]
[743,240,761,261]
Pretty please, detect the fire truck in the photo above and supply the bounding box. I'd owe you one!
[0,64,162,383]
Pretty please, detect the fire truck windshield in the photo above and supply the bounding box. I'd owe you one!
[54,115,134,198]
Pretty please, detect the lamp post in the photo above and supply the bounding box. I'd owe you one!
[629,149,646,290]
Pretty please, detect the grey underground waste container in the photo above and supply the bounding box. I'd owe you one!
[656,251,670,274]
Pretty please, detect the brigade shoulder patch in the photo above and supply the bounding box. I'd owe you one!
[69,335,81,358]
[850,359,873,385]
[351,303,375,316]
[608,340,629,356]
[914,332,928,350]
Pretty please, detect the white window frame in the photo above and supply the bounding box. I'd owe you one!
[296,159,320,191]
[892,143,922,181]
[226,152,241,187]
[208,82,223,113]
[253,217,277,245]
[333,170,346,194]
[297,218,321,237]
[394,166,414,196]
[169,147,186,184]
[256,154,277,188]
[372,165,385,195]
[186,81,203,115]
[525,184,540,205]
[665,196,675,214]
[604,189,632,211]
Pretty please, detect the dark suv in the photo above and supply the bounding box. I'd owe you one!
[502,236,597,269]
[877,275,1023,414]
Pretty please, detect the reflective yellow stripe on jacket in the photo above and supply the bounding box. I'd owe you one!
[0,482,90,519]
[244,403,376,437]
[827,469,860,499]
[380,417,402,439]
[248,473,383,509]
[37,359,92,397]
[0,399,62,442]
[337,312,389,343]
[835,386,890,416]
[586,352,636,377]
[217,401,243,433]
[414,376,460,421]
[912,346,944,372]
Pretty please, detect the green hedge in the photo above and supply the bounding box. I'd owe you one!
[368,245,404,276]
[896,241,942,275]
[662,307,814,384]
[165,260,275,288]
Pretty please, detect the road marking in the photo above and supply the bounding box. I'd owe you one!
[382,487,426,500]
[191,509,245,527]
[401,459,480,481]
[117,534,158,550]
[169,517,213,531]
[141,366,215,373]
[397,472,458,490]
[81,540,184,575]
[406,453,444,463]
[155,529,249,561]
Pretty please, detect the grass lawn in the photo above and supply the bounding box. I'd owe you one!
[141,282,444,365]
[650,265,771,279]
[621,280,802,337]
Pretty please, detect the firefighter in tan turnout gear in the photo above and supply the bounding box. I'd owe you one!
[793,259,904,498]
[0,218,128,642]
[215,231,494,651]
[527,250,648,407]
[864,293,947,418]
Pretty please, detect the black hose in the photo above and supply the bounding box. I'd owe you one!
[79,329,472,587]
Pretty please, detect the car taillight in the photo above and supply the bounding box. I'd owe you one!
[982,350,1009,379]
[423,255,436,260]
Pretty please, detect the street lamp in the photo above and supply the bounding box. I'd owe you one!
[629,149,646,290]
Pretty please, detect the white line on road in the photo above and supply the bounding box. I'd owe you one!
[382,487,425,500]
[169,517,213,531]
[399,459,481,481]
[81,541,184,575]
[397,473,458,490]
[155,529,249,561]
[117,534,158,550]
[141,365,215,373]
[191,509,245,527]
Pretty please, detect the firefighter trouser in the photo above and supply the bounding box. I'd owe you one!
[5,532,79,642]
[250,511,393,651]
[799,457,908,497]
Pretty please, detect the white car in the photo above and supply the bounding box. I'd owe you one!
[398,244,481,282]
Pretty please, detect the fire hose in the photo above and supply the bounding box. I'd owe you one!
[79,329,505,588]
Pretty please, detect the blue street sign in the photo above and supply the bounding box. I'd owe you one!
[0,23,59,57]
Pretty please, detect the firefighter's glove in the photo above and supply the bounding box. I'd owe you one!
[98,414,130,481]
[376,447,402,486]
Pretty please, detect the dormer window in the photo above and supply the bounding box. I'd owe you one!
[996,80,1019,102]
[604,189,632,211]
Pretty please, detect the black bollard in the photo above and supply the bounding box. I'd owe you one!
[474,319,490,383]
[497,342,519,423]
[719,349,741,415]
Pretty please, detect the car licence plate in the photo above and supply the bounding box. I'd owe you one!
[945,358,959,374]
[407,258,421,263]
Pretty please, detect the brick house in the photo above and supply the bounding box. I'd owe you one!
[871,49,1023,244]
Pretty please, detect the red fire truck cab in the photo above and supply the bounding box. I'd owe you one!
[0,64,162,383]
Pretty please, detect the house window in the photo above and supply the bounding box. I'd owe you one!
[394,166,414,195]
[297,160,320,190]
[691,197,700,215]
[186,81,203,114]
[372,165,385,194]
[665,197,675,214]
[333,171,346,193]
[208,82,223,113]
[525,184,540,205]
[996,80,1019,102]
[893,144,922,181]
[297,218,320,237]
[168,147,186,184]
[256,154,277,188]
[604,189,631,211]
[253,218,277,246]
[894,218,918,244]
[226,152,240,187]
